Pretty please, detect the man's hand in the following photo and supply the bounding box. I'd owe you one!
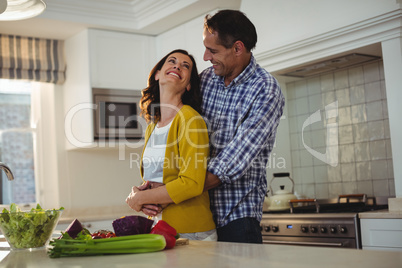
[204,171,222,191]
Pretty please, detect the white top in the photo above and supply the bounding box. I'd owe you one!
[142,120,173,183]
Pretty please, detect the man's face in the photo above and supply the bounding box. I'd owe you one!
[203,28,236,78]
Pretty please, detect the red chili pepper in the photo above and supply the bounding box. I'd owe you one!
[150,220,177,249]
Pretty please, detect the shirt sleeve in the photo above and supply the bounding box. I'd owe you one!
[207,83,285,184]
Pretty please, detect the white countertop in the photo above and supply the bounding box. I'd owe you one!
[0,240,401,267]
[359,209,402,219]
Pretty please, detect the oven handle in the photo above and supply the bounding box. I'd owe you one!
[263,240,345,247]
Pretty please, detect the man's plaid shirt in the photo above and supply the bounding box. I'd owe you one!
[200,55,285,228]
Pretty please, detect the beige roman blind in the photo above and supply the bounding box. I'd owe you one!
[0,34,66,84]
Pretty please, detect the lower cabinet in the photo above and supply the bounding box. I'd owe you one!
[360,218,402,251]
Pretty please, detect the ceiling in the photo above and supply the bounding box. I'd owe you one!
[0,0,241,40]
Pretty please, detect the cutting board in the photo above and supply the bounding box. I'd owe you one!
[176,238,189,246]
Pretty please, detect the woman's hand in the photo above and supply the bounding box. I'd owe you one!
[126,181,167,215]
[125,186,143,212]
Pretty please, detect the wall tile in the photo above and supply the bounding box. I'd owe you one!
[365,81,382,102]
[363,62,380,83]
[328,182,343,197]
[341,163,357,182]
[351,104,367,124]
[342,182,358,194]
[314,165,328,183]
[296,96,309,115]
[300,166,315,183]
[287,99,297,116]
[353,123,369,143]
[366,100,384,121]
[285,60,394,199]
[320,73,335,92]
[354,141,370,161]
[369,140,387,160]
[356,161,372,181]
[295,80,308,98]
[310,129,326,148]
[327,165,341,182]
[308,93,322,114]
[348,66,364,86]
[368,120,385,141]
[350,85,365,105]
[315,183,329,199]
[334,69,349,89]
[339,125,354,145]
[357,181,374,196]
[340,144,355,163]
[307,77,321,95]
[287,82,296,100]
[336,88,350,107]
[373,179,389,196]
[338,106,352,126]
[371,159,388,180]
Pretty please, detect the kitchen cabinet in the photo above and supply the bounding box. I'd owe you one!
[88,29,155,90]
[361,218,402,251]
[63,29,155,150]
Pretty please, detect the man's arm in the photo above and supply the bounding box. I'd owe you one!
[204,171,222,191]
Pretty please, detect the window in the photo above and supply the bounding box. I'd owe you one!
[0,79,37,205]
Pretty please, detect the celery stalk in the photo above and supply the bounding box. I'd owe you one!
[48,234,166,258]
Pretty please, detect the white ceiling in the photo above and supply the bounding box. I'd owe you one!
[0,0,241,40]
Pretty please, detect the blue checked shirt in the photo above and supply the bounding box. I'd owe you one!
[200,55,285,228]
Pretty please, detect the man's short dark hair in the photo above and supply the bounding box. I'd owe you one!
[204,9,257,51]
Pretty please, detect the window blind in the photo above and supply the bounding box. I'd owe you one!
[0,34,66,84]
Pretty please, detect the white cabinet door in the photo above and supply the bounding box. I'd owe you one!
[88,29,155,90]
[361,218,402,251]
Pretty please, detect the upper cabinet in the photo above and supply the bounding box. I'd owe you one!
[88,29,155,90]
[63,29,155,150]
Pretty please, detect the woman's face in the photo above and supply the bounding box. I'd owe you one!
[155,52,193,94]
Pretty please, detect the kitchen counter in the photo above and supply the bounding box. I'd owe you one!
[1,240,401,267]
[359,209,402,219]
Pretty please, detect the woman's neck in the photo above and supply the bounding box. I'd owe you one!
[158,86,184,127]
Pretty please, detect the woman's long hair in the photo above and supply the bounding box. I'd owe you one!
[140,49,201,123]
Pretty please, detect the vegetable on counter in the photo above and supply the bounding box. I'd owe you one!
[64,219,84,239]
[48,233,166,258]
[112,215,154,236]
[92,230,116,239]
[0,203,63,249]
[150,220,177,249]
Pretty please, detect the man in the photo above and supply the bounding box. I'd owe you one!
[200,9,285,243]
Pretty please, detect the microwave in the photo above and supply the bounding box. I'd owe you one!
[93,88,144,139]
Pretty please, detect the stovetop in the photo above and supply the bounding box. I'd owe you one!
[263,195,389,215]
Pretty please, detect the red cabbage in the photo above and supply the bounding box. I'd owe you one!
[112,216,154,236]
[65,219,83,238]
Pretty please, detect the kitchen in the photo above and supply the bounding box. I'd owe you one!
[0,0,402,266]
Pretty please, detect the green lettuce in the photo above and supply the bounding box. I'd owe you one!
[0,203,64,249]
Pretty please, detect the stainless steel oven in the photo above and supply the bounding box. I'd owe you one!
[93,88,144,139]
[261,195,389,249]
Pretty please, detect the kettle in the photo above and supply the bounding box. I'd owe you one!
[267,173,297,211]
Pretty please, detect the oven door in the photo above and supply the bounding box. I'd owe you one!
[263,236,357,248]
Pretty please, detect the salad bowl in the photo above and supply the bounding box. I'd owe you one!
[0,204,63,250]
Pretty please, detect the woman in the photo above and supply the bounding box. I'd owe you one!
[126,49,216,241]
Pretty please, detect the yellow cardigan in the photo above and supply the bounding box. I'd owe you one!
[140,105,216,233]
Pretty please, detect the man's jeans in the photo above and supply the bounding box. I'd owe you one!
[217,217,262,243]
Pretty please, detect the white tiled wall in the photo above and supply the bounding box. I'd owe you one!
[286,60,394,199]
